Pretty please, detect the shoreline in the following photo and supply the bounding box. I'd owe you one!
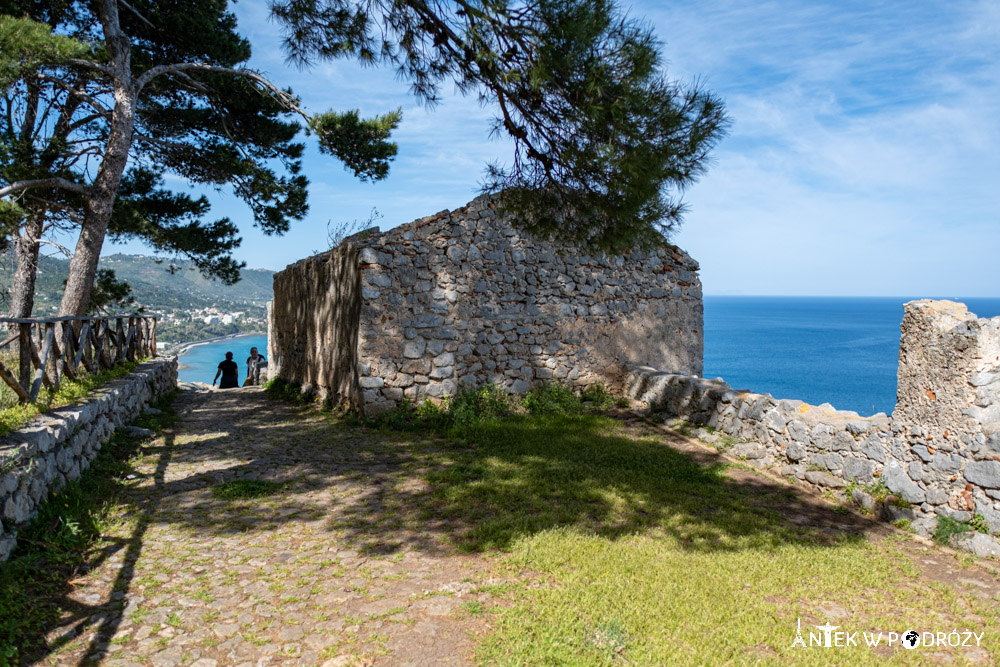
[172,332,266,369]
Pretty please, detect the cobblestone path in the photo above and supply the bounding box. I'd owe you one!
[44,386,499,666]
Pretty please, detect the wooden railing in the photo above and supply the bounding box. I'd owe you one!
[0,315,157,404]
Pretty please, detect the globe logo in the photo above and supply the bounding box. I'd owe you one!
[901,630,920,649]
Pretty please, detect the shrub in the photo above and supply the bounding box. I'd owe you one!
[581,383,629,410]
[263,377,310,404]
[933,515,973,544]
[523,383,582,415]
[970,513,991,535]
[451,384,520,424]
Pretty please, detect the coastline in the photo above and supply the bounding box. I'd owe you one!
[172,331,266,369]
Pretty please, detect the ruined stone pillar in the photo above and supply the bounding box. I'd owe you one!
[893,300,1000,532]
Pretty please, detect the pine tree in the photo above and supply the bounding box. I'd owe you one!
[0,2,399,316]
[273,0,730,251]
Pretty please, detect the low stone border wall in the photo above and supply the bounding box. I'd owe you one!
[0,357,177,561]
[624,365,891,483]
[624,300,1000,558]
[624,364,1000,557]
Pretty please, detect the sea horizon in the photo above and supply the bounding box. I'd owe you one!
[176,295,999,416]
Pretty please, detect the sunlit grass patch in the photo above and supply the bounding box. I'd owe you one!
[0,359,143,436]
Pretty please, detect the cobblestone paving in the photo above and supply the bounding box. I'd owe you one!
[42,386,499,666]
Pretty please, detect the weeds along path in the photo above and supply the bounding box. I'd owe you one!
[37,385,1000,666]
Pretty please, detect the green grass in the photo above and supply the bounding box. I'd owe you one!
[212,479,287,500]
[347,411,1000,665]
[934,513,992,544]
[0,392,177,666]
[267,383,1000,664]
[0,358,144,437]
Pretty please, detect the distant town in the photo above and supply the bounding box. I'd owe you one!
[1,250,274,346]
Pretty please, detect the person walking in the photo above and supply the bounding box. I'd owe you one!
[213,351,240,389]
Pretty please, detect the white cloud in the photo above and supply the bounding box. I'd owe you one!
[105,1,999,297]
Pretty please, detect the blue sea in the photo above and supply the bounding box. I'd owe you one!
[177,299,1000,416]
[177,334,268,384]
[705,297,1000,417]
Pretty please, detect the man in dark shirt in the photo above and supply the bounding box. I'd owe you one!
[213,351,240,389]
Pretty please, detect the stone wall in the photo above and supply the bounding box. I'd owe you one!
[0,357,177,561]
[355,196,702,414]
[269,244,362,409]
[626,300,1000,555]
[270,195,704,415]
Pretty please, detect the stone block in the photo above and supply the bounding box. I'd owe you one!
[843,457,874,483]
[403,339,427,359]
[831,431,855,452]
[804,470,846,488]
[433,352,455,367]
[924,487,949,505]
[846,420,869,436]
[786,419,809,442]
[764,409,786,433]
[965,460,1000,488]
[882,503,916,523]
[852,489,875,512]
[883,461,925,503]
[785,442,807,461]
[954,532,1000,558]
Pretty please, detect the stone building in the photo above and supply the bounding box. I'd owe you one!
[268,195,703,415]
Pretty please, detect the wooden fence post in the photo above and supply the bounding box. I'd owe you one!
[18,322,31,393]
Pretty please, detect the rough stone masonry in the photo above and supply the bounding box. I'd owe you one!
[270,194,703,414]
[626,300,1000,555]
[0,357,177,560]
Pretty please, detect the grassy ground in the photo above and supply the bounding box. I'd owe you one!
[0,394,177,665]
[8,379,999,665]
[0,357,143,437]
[387,414,993,665]
[318,382,999,666]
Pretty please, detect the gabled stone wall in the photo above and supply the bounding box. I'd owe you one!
[354,196,703,414]
[269,195,704,415]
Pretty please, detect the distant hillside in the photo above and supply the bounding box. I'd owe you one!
[0,250,274,316]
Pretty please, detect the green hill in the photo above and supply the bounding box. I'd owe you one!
[1,251,273,315]
[1,251,274,344]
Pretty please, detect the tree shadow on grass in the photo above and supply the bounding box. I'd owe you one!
[73,390,878,561]
[324,413,880,555]
[3,388,885,664]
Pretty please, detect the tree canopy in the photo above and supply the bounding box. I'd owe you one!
[0,1,402,315]
[273,0,729,251]
[0,0,727,317]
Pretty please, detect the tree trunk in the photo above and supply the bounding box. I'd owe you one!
[8,210,45,319]
[59,0,135,317]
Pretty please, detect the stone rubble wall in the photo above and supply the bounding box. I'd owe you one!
[0,357,177,561]
[352,195,703,414]
[626,300,1000,553]
[269,244,362,409]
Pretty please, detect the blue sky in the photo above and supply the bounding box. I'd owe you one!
[111,0,999,296]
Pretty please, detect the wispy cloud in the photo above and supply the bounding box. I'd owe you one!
[111,1,999,296]
[643,0,1000,295]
